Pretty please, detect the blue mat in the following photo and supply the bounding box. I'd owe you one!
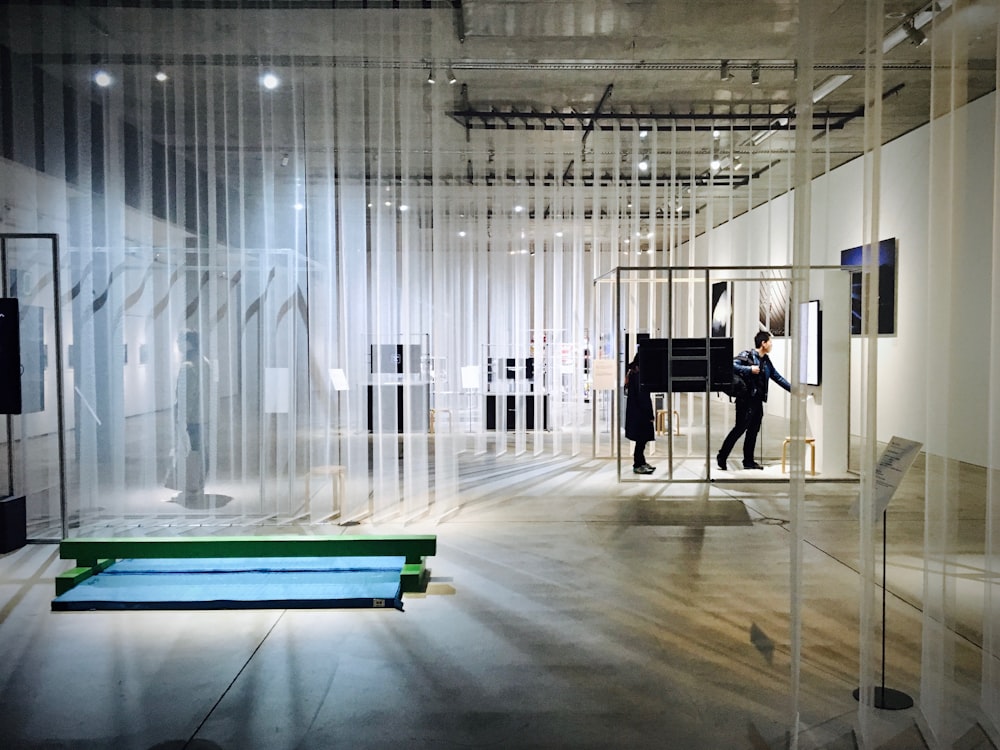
[52,556,406,611]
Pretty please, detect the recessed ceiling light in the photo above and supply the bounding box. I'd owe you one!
[260,72,280,90]
[154,71,169,82]
[93,70,113,87]
[514,205,524,213]
[399,205,409,211]
[458,231,467,237]
[710,159,721,171]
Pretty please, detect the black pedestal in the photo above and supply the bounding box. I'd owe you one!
[0,494,27,553]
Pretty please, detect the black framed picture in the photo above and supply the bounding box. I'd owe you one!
[711,281,733,338]
[840,238,897,335]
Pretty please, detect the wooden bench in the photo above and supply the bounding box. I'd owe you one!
[57,534,436,597]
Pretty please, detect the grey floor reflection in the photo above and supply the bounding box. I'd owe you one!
[167,493,234,510]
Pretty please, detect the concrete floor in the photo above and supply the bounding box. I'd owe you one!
[0,448,995,750]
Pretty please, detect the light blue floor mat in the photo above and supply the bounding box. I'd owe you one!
[52,556,406,611]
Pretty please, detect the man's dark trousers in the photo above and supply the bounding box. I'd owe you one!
[719,397,765,465]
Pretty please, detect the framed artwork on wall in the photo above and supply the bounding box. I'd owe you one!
[711,281,733,338]
[840,238,897,335]
[758,270,789,336]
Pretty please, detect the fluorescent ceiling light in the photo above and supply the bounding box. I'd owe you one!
[812,74,852,103]
[743,71,847,148]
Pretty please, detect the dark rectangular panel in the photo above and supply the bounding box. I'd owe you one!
[0,298,22,414]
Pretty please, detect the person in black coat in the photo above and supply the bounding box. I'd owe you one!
[624,358,656,474]
[717,330,791,470]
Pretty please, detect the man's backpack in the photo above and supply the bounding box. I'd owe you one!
[720,350,756,400]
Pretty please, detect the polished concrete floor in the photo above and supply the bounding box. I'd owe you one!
[1,444,996,750]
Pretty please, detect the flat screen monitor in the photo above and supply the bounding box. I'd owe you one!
[799,300,822,386]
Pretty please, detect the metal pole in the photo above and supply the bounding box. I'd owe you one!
[1,237,12,497]
[50,235,68,539]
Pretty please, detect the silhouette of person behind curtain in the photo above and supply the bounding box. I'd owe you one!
[174,329,211,494]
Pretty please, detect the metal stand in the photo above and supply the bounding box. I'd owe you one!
[853,509,913,710]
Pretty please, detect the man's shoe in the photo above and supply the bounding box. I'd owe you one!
[743,462,765,470]
[716,455,727,471]
[642,464,656,472]
[633,465,654,474]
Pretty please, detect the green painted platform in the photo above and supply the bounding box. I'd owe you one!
[57,535,436,597]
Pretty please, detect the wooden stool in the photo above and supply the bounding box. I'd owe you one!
[305,465,345,519]
[429,408,453,434]
[781,437,816,475]
[655,409,681,436]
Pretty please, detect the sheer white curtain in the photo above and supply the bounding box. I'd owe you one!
[922,0,1000,742]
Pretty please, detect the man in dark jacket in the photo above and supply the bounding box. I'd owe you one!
[625,358,656,474]
[717,330,791,470]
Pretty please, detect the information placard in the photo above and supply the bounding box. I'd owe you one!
[850,436,922,521]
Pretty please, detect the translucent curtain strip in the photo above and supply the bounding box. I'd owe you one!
[427,26,457,520]
[788,0,816,738]
[986,15,1000,732]
[856,0,886,737]
[338,60,371,522]
[923,0,977,740]
[400,58,430,522]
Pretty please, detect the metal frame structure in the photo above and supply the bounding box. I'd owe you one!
[0,233,69,539]
[593,263,855,484]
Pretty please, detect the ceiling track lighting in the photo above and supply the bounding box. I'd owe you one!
[426,66,436,84]
[903,19,927,46]
[751,62,761,86]
[720,60,731,81]
[880,0,951,54]
[447,67,457,84]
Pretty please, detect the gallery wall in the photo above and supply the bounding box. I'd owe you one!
[688,90,996,467]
